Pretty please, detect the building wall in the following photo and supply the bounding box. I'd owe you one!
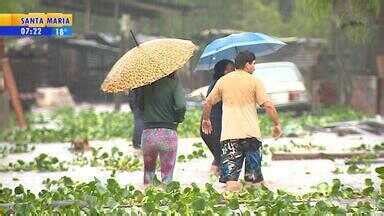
[8,39,120,103]
[350,76,378,115]
[312,75,379,115]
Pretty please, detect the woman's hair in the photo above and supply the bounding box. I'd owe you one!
[213,59,234,80]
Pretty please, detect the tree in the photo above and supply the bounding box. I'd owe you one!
[0,0,37,13]
[302,0,382,105]
[143,0,331,40]
[0,0,38,57]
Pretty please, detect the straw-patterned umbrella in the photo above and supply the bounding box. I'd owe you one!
[101,38,198,93]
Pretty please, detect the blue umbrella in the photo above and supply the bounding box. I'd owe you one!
[195,32,286,71]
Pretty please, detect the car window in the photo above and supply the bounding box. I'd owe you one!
[254,65,302,82]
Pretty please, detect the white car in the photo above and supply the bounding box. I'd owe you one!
[188,62,310,111]
[253,62,310,111]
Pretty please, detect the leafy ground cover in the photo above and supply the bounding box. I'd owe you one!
[0,167,383,215]
[0,106,366,144]
[332,142,384,175]
[0,146,141,173]
[0,105,376,214]
[73,147,141,172]
[178,142,207,162]
[0,153,68,172]
[0,143,35,158]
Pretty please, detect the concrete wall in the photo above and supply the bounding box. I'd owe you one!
[313,75,380,115]
[350,76,378,115]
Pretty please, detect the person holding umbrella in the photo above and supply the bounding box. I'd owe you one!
[101,37,197,184]
[138,72,186,184]
[195,32,286,71]
[201,51,283,191]
[200,59,235,175]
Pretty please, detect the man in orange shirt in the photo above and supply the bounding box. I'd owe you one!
[202,50,282,191]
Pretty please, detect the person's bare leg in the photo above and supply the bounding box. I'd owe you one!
[226,181,242,192]
[244,181,264,188]
[210,164,219,176]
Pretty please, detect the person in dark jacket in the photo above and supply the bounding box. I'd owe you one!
[139,72,186,185]
[128,88,144,149]
[200,59,235,175]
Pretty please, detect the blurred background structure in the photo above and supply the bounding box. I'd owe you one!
[1,2,384,207]
[0,0,383,116]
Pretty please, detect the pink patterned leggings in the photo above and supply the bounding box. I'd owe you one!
[141,128,178,184]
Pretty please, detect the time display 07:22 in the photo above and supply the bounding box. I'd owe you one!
[20,27,42,36]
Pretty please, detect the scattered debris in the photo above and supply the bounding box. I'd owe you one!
[313,119,384,137]
[70,138,90,152]
[272,152,384,161]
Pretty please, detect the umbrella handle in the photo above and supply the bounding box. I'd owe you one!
[130,30,139,47]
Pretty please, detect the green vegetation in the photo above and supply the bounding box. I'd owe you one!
[333,143,384,175]
[0,106,366,144]
[73,147,141,172]
[178,142,207,163]
[0,153,68,172]
[0,143,35,158]
[1,168,384,214]
[0,108,134,143]
[0,146,141,173]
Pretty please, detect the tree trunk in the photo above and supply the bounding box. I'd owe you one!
[376,3,384,115]
[331,0,352,105]
[376,3,384,55]
[84,0,91,32]
[279,0,294,21]
[0,38,10,130]
[114,2,120,33]
[0,39,4,59]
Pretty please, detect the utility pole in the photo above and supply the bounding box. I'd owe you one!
[113,14,133,111]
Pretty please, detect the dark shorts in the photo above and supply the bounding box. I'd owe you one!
[219,137,263,183]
